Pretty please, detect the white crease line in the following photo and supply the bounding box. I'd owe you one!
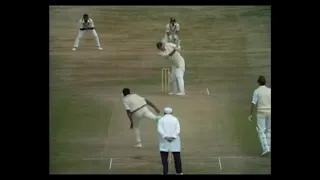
[81,156,269,160]
[82,157,104,161]
[109,158,113,170]
[206,88,210,95]
[218,157,222,170]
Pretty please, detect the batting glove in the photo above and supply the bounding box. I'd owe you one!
[176,45,181,51]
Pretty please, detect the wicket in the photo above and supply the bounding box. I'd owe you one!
[161,68,170,93]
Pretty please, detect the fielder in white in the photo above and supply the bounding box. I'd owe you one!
[248,76,271,156]
[122,88,160,148]
[162,17,181,46]
[157,42,186,96]
[72,14,103,51]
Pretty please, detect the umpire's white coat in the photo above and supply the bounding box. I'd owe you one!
[157,113,181,152]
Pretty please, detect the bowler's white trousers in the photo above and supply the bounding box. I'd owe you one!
[256,112,271,152]
[73,29,101,48]
[132,106,157,143]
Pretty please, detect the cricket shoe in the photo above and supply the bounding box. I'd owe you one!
[168,92,176,96]
[176,92,185,96]
[261,150,270,156]
[134,143,142,148]
[98,47,103,50]
[72,47,77,51]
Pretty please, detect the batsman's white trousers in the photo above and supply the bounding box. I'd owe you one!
[256,112,271,152]
[73,29,101,48]
[132,106,157,143]
[170,66,185,94]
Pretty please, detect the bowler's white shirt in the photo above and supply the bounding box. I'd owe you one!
[165,23,180,35]
[157,114,181,152]
[78,18,95,29]
[122,94,147,112]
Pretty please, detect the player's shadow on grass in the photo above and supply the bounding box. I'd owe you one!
[131,156,144,160]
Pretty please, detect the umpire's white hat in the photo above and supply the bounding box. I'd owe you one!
[164,107,173,114]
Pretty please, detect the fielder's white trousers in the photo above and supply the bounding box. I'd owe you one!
[256,113,271,152]
[170,66,185,94]
[132,106,157,143]
[73,30,101,48]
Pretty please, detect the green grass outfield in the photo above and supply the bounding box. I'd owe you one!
[50,6,271,174]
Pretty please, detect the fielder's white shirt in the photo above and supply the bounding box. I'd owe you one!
[165,23,180,35]
[252,85,271,114]
[123,94,147,112]
[157,114,181,152]
[159,43,185,70]
[78,18,95,29]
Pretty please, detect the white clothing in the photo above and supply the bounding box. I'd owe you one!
[158,43,186,94]
[123,94,147,112]
[257,114,271,149]
[164,107,173,114]
[163,23,180,45]
[73,18,101,48]
[132,106,157,143]
[78,18,95,29]
[170,66,185,94]
[132,106,157,124]
[159,43,185,70]
[157,114,181,152]
[252,85,271,115]
[252,85,271,152]
[165,23,180,35]
[122,94,157,144]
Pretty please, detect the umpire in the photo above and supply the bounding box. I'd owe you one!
[157,107,183,175]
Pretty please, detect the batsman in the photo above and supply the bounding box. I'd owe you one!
[157,42,186,96]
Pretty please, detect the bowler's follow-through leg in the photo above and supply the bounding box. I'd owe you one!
[131,107,159,148]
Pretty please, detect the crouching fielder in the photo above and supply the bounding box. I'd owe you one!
[72,14,103,51]
[248,76,271,156]
[157,42,185,96]
[122,88,160,148]
[162,17,181,46]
